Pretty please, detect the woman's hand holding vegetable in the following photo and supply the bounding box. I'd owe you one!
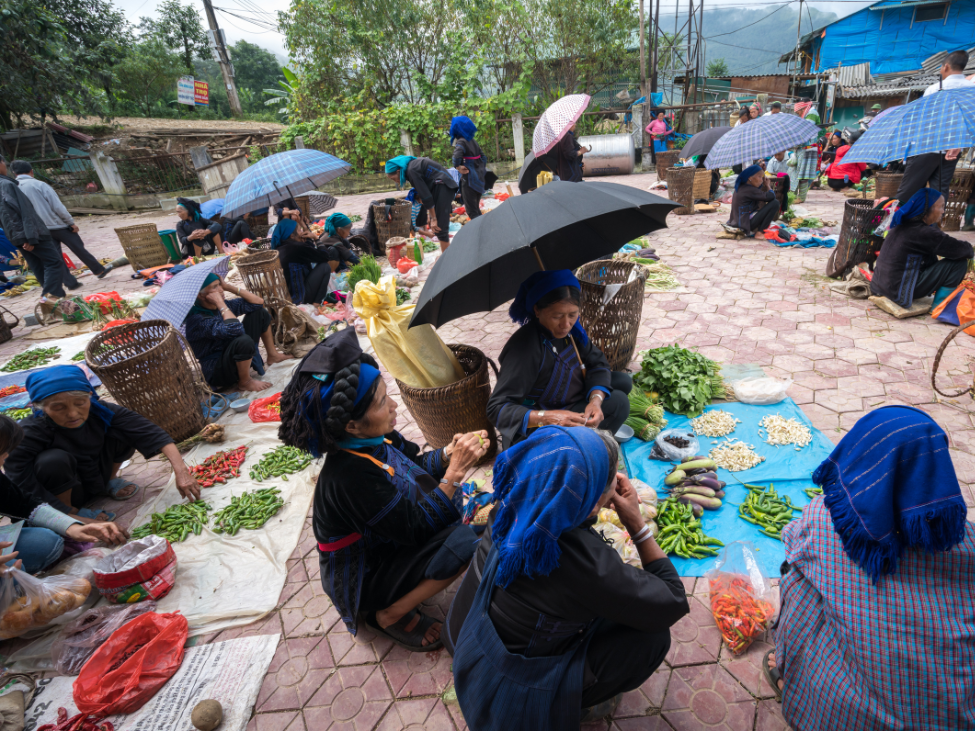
[612,474,667,564]
[583,393,605,427]
[442,432,488,488]
[66,521,128,546]
[160,444,202,501]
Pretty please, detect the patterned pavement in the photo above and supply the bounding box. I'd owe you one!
[3,170,974,730]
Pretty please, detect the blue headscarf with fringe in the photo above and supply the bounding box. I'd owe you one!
[735,164,763,191]
[891,188,942,228]
[449,116,477,142]
[324,213,352,237]
[812,405,967,584]
[508,270,589,346]
[385,156,416,187]
[491,426,613,588]
[271,218,298,250]
[26,365,115,432]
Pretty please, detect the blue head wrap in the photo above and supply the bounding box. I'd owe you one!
[324,213,352,237]
[384,156,416,187]
[26,365,115,432]
[176,197,202,221]
[449,116,477,142]
[299,362,381,457]
[812,406,967,583]
[508,270,589,346]
[200,272,220,290]
[271,219,298,250]
[735,164,763,191]
[891,188,942,228]
[491,426,613,588]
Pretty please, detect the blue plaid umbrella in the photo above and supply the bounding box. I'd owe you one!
[222,149,351,219]
[704,114,820,170]
[842,88,975,165]
[142,256,230,329]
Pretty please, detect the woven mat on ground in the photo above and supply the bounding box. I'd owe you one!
[620,398,835,577]
[828,267,872,299]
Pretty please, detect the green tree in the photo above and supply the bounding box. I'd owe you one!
[140,0,208,74]
[113,36,185,116]
[706,58,729,77]
[264,67,297,119]
[232,40,284,98]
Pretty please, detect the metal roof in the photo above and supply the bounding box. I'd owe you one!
[870,0,949,8]
[834,62,872,87]
[840,78,932,98]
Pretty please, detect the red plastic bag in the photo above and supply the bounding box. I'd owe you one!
[249,392,282,422]
[397,257,418,273]
[84,292,123,315]
[73,611,188,715]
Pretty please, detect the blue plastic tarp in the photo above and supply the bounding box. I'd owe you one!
[621,399,836,577]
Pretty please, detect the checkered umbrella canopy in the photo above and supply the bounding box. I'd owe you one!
[222,149,351,219]
[141,256,230,329]
[532,94,591,156]
[704,114,820,170]
[842,88,975,165]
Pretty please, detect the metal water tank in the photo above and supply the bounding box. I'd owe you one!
[577,134,636,177]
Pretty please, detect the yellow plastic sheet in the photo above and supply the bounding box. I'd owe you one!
[352,276,464,388]
[537,170,553,188]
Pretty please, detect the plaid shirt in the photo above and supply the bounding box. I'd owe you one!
[776,497,975,731]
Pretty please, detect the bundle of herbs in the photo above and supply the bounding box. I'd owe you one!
[633,345,725,417]
[346,256,382,293]
[626,390,668,441]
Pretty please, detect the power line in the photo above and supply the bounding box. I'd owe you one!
[705,0,797,39]
[709,39,791,55]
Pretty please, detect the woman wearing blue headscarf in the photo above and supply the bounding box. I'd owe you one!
[384,155,458,251]
[486,271,633,450]
[319,212,362,267]
[727,164,780,236]
[446,426,688,729]
[269,219,342,305]
[277,328,489,650]
[870,189,973,307]
[449,116,488,220]
[175,197,225,258]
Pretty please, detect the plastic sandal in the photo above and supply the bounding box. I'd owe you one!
[106,478,139,501]
[367,609,443,653]
[763,649,783,703]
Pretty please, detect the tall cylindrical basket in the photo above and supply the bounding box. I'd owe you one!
[236,250,291,302]
[827,199,883,279]
[576,260,647,371]
[667,166,697,215]
[655,151,680,181]
[875,172,903,200]
[943,169,974,232]
[114,224,171,272]
[372,200,413,246]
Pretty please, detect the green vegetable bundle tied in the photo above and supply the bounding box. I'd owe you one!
[1,347,61,373]
[625,390,668,441]
[212,488,285,535]
[347,255,382,293]
[655,498,723,558]
[633,345,725,417]
[739,483,802,539]
[249,445,313,482]
[131,500,211,543]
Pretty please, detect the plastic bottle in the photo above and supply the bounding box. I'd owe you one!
[414,240,423,265]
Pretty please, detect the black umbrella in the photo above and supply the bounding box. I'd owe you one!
[517,152,541,194]
[410,181,679,329]
[679,126,732,160]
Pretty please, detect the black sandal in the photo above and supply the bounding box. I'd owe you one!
[366,609,443,653]
[763,649,783,703]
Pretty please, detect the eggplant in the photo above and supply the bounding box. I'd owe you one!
[664,470,686,486]
[677,497,705,518]
[684,468,707,476]
[677,493,723,510]
[714,490,726,499]
[672,485,716,498]
[685,474,721,490]
[678,458,718,471]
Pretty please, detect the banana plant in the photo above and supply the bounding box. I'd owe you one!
[264,67,299,119]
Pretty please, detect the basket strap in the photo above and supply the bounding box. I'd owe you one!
[0,304,19,328]
[931,320,975,398]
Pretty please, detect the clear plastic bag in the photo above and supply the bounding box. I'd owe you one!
[705,542,779,655]
[51,601,157,676]
[730,377,793,405]
[0,568,92,640]
[649,428,700,462]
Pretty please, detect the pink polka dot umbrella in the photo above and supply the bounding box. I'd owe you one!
[531,94,592,156]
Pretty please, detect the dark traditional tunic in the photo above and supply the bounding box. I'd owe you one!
[871,220,974,306]
[5,404,172,514]
[487,321,612,447]
[315,431,476,635]
[273,197,300,220]
[176,217,222,257]
[452,138,488,195]
[727,183,776,234]
[184,298,265,386]
[275,240,340,304]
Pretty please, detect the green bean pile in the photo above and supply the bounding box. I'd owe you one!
[656,498,724,558]
[804,486,823,500]
[71,352,86,361]
[249,445,312,482]
[130,501,211,543]
[1,347,61,373]
[739,484,802,540]
[211,488,285,535]
[3,408,32,421]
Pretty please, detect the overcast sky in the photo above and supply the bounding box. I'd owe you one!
[111,0,875,62]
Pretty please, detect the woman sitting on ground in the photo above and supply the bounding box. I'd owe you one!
[767,406,974,730]
[184,273,292,393]
[0,415,126,573]
[446,426,689,729]
[727,165,780,237]
[487,270,633,451]
[385,156,458,252]
[270,219,341,305]
[278,328,488,650]
[870,189,972,307]
[318,213,361,269]
[820,131,844,165]
[825,141,866,191]
[4,366,201,523]
[175,198,226,258]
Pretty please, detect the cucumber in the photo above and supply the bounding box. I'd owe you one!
[664,470,686,486]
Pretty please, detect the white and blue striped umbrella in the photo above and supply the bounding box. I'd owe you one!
[222,149,351,219]
[842,88,975,165]
[704,114,820,170]
[142,256,230,329]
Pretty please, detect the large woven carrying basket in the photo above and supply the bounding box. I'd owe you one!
[372,200,413,245]
[248,223,271,240]
[827,199,883,279]
[667,166,696,215]
[84,320,207,443]
[577,260,647,371]
[875,172,903,200]
[395,344,498,462]
[943,169,974,232]
[236,249,291,302]
[655,151,680,181]
[692,169,713,201]
[114,224,171,272]
[0,305,18,345]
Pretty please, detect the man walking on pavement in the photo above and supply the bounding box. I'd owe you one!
[11,161,112,280]
[0,153,69,301]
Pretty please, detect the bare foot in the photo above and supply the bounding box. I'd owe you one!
[266,351,294,365]
[377,609,441,646]
[768,652,784,691]
[239,378,272,392]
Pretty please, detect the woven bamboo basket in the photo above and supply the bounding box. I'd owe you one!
[655,151,680,181]
[295,196,311,221]
[875,172,903,200]
[372,200,413,245]
[246,238,272,252]
[347,234,371,257]
[0,305,18,345]
[236,249,290,301]
[84,320,207,443]
[827,199,883,278]
[246,212,269,227]
[668,166,697,215]
[577,260,648,371]
[395,344,499,462]
[692,169,713,200]
[248,223,271,240]
[943,169,974,232]
[114,224,171,273]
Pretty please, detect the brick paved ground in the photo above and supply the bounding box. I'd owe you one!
[3,171,974,731]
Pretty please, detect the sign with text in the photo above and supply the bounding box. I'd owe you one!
[194,80,209,107]
[177,76,195,106]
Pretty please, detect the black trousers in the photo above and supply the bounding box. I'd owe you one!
[225,220,252,245]
[775,174,791,212]
[209,309,271,389]
[182,223,223,257]
[914,258,968,300]
[749,200,780,234]
[414,185,453,243]
[49,227,105,275]
[582,620,671,707]
[827,177,854,191]
[19,236,67,297]
[568,372,633,435]
[460,179,482,220]
[303,263,333,305]
[897,153,958,205]
[35,441,135,509]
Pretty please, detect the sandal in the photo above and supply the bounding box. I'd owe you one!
[106,478,139,501]
[77,507,116,521]
[366,609,443,653]
[763,649,783,703]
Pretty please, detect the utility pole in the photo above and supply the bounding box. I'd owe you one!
[651,0,661,94]
[201,0,243,117]
[792,0,803,98]
[639,0,647,97]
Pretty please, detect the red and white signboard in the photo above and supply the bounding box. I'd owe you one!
[194,80,209,107]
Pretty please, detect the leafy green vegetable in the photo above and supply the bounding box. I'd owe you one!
[347,255,382,293]
[396,287,411,305]
[632,345,725,417]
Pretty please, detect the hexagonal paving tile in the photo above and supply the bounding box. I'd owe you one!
[257,636,335,712]
[376,698,457,730]
[382,646,453,698]
[665,596,722,667]
[662,664,756,730]
[613,666,670,719]
[327,619,394,666]
[302,665,393,729]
